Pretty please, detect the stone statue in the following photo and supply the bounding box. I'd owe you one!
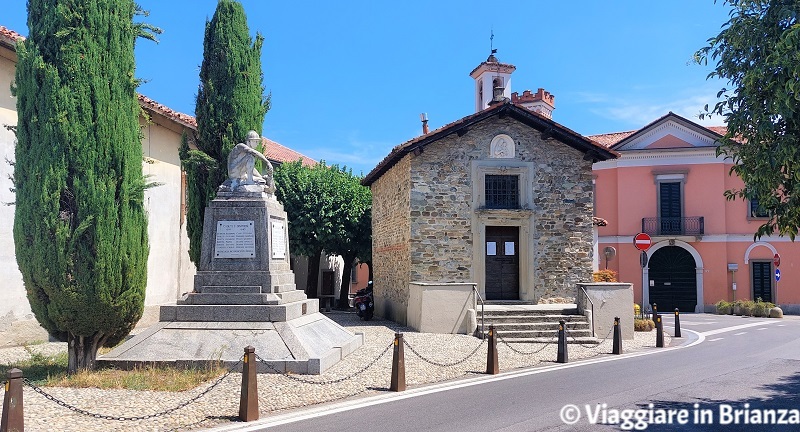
[221,130,275,194]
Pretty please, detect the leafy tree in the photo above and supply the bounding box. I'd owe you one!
[183,0,269,264]
[13,0,157,372]
[696,0,800,239]
[274,161,372,303]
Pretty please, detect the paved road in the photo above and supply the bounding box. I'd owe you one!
[208,314,800,432]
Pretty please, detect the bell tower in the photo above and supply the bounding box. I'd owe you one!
[469,49,516,112]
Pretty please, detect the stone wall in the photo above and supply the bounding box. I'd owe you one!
[408,116,594,300]
[370,155,411,323]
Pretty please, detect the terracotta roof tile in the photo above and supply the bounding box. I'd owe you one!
[0,25,24,45]
[587,131,636,148]
[262,137,315,166]
[137,94,197,128]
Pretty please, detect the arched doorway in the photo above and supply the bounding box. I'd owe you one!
[648,246,697,312]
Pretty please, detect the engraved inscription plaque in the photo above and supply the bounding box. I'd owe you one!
[271,219,286,259]
[215,221,256,258]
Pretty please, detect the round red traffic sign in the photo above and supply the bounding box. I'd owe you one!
[774,253,781,267]
[634,232,652,251]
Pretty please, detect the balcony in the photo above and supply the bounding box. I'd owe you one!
[641,217,704,236]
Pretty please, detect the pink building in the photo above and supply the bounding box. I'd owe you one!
[592,113,797,313]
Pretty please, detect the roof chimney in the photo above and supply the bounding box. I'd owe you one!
[420,113,429,135]
[511,88,555,119]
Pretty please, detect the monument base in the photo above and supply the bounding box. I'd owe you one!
[98,192,363,374]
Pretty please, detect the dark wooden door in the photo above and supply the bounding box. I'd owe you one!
[648,246,696,312]
[321,270,335,296]
[485,226,519,300]
[751,261,773,303]
[659,182,682,235]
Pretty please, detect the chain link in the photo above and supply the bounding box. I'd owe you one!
[23,358,241,421]
[567,325,614,349]
[256,340,393,385]
[497,333,557,355]
[403,338,486,368]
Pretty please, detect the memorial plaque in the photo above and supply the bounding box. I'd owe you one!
[271,219,287,259]
[214,221,256,258]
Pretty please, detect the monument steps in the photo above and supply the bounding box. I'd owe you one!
[160,299,319,322]
[178,293,283,305]
[200,286,261,294]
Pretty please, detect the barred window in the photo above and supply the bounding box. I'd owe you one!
[485,175,520,209]
[749,198,769,218]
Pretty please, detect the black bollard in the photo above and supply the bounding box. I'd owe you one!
[486,325,499,375]
[652,303,658,320]
[390,333,406,392]
[1,368,24,432]
[612,317,622,355]
[656,315,664,348]
[239,346,259,422]
[557,320,568,363]
[674,308,682,338]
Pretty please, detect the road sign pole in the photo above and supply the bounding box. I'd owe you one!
[633,233,652,308]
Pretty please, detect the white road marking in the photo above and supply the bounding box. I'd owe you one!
[756,328,768,331]
[211,331,707,431]
[733,332,747,336]
[700,320,777,337]
[778,324,786,327]
[709,337,724,342]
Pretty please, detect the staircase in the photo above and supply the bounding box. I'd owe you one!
[478,304,599,344]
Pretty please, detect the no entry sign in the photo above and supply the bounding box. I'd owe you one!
[774,253,781,267]
[634,233,652,251]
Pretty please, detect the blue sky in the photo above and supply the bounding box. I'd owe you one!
[4,1,732,176]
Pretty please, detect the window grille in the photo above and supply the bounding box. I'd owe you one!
[485,175,520,209]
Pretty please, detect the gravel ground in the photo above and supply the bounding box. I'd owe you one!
[0,312,669,432]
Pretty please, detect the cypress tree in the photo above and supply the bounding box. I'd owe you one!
[183,0,269,265]
[13,0,150,372]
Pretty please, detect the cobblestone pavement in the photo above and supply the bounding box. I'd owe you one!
[0,312,668,432]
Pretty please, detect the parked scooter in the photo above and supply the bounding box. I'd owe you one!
[354,281,374,321]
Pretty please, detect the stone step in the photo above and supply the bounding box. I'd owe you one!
[160,298,319,323]
[199,286,262,294]
[481,314,586,323]
[277,290,308,303]
[500,336,601,345]
[480,308,579,316]
[484,322,590,332]
[194,271,296,292]
[178,293,281,306]
[485,329,594,339]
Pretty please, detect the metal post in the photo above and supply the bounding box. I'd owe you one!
[612,317,622,355]
[674,308,682,338]
[557,320,568,363]
[656,315,664,348]
[652,303,658,319]
[1,368,24,432]
[486,325,499,375]
[239,346,259,422]
[390,333,406,392]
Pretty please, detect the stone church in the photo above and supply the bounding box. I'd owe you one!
[362,53,618,324]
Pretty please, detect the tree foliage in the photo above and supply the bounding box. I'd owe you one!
[183,0,269,264]
[13,0,155,372]
[274,161,372,302]
[696,0,800,239]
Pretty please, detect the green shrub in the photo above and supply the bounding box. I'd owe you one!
[715,300,733,315]
[735,300,755,316]
[634,318,655,332]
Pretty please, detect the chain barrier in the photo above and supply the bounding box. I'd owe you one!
[403,338,486,368]
[255,340,394,385]
[497,333,557,356]
[23,358,241,422]
[567,325,614,350]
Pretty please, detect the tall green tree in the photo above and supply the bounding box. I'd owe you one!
[274,161,372,303]
[696,0,800,239]
[13,0,156,372]
[183,0,270,264]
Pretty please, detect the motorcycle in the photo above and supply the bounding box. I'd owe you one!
[353,281,374,321]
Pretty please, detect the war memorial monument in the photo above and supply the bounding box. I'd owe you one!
[100,132,363,374]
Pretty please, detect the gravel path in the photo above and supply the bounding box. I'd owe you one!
[0,312,668,432]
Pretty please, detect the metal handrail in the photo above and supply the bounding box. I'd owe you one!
[579,286,595,337]
[472,285,485,339]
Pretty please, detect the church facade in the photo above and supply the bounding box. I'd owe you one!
[363,55,617,324]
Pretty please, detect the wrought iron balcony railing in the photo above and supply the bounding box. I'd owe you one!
[641,217,704,236]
